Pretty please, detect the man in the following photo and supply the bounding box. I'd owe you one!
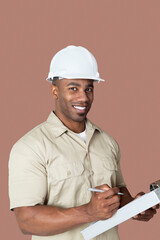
[9,45,158,240]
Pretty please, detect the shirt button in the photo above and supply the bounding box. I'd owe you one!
[90,170,94,175]
[67,170,71,176]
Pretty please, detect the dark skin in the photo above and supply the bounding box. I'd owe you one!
[51,78,94,133]
[14,79,159,236]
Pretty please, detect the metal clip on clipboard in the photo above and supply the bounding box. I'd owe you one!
[150,180,160,191]
[81,180,160,240]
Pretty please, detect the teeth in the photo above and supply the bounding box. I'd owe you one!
[73,106,86,110]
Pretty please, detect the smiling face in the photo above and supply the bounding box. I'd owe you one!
[51,79,94,132]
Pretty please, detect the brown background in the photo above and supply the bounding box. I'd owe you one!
[1,0,160,239]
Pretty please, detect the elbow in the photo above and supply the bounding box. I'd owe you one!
[17,218,33,235]
[18,223,32,235]
[14,207,35,236]
[20,228,30,235]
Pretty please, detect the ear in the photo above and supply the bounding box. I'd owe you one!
[51,84,59,99]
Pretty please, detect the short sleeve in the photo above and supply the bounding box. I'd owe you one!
[9,141,47,210]
[115,145,126,188]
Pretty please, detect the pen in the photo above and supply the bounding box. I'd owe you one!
[88,187,124,195]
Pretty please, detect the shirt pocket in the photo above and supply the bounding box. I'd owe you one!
[91,155,118,188]
[47,161,85,207]
[103,156,118,171]
[49,161,84,181]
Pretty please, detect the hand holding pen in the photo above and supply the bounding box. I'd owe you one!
[86,184,122,222]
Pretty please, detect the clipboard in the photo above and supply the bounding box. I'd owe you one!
[81,186,160,240]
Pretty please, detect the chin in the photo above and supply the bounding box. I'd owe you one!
[72,115,87,122]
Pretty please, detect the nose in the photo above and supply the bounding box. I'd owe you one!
[77,90,89,102]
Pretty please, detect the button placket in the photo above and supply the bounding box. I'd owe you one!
[84,151,94,188]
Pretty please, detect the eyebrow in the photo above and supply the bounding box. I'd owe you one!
[67,82,94,88]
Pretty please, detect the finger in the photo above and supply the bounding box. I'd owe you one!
[144,208,157,215]
[109,201,120,212]
[139,208,156,217]
[134,192,145,199]
[137,215,154,221]
[103,202,120,219]
[152,204,160,210]
[140,211,146,215]
[105,206,119,219]
[102,196,120,209]
[133,209,157,221]
[132,215,138,219]
[140,209,154,215]
[95,184,110,191]
[132,214,151,221]
[97,188,120,200]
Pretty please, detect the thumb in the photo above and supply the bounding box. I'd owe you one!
[134,192,145,199]
[97,184,110,191]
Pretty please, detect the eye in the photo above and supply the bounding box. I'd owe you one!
[86,88,93,92]
[69,87,77,91]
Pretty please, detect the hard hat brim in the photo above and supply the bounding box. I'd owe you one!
[46,76,105,83]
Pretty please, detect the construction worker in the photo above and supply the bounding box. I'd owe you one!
[9,45,158,240]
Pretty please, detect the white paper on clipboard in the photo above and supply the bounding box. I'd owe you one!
[81,188,160,240]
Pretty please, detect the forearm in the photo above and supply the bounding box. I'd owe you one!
[15,204,93,236]
[14,185,121,236]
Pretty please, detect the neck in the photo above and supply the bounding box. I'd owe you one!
[68,121,85,133]
[54,111,85,133]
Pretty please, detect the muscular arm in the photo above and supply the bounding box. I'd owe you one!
[14,185,120,236]
[14,204,91,236]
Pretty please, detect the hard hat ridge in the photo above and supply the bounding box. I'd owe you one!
[46,45,105,82]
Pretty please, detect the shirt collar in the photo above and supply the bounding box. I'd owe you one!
[46,111,101,138]
[86,118,102,133]
[46,112,68,137]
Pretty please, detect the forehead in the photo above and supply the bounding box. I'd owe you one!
[58,78,94,87]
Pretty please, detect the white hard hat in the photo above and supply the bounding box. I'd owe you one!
[46,45,105,82]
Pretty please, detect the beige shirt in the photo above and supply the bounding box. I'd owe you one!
[9,112,126,240]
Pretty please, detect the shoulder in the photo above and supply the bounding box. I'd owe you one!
[12,121,47,148]
[100,127,119,151]
[10,118,52,162]
[87,119,120,155]
[88,119,118,142]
